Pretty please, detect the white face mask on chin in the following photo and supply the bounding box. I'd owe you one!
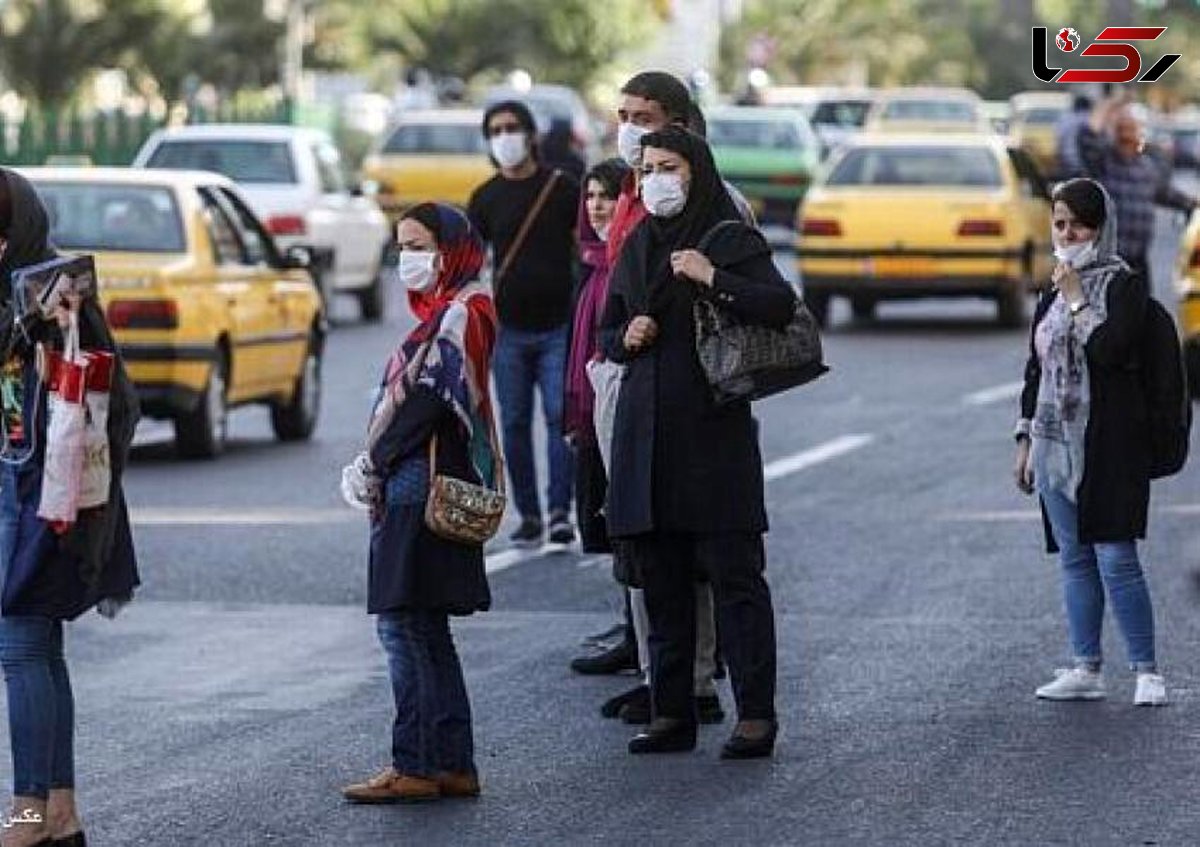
[490,132,528,169]
[399,250,439,292]
[1053,239,1096,270]
[641,172,688,218]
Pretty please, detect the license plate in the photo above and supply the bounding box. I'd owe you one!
[870,256,935,277]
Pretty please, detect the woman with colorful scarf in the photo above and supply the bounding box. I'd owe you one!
[1014,178,1166,706]
[342,203,499,804]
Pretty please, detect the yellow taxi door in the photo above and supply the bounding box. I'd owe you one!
[210,187,306,394]
[197,188,282,402]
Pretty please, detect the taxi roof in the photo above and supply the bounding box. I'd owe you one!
[146,123,332,143]
[845,132,1005,148]
[18,166,236,189]
[392,109,484,125]
[873,87,981,103]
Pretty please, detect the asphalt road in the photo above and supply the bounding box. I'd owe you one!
[3,198,1200,846]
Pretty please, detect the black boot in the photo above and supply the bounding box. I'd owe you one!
[720,720,777,760]
[601,684,648,719]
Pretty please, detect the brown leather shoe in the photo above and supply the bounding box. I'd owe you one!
[342,768,439,804]
[436,771,481,798]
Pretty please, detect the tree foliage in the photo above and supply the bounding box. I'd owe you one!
[0,0,165,105]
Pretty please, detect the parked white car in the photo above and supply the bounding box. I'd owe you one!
[133,124,392,320]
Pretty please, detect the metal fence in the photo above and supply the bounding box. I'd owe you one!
[0,99,337,167]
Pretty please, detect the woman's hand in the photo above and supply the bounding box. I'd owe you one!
[51,292,83,330]
[670,250,715,287]
[1051,262,1085,307]
[623,315,659,351]
[1014,438,1035,495]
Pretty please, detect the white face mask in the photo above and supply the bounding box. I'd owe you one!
[595,224,610,242]
[641,172,688,218]
[617,122,650,167]
[1053,240,1096,269]
[398,250,439,292]
[490,132,528,169]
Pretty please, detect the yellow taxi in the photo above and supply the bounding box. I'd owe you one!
[1173,213,1200,397]
[863,88,991,135]
[22,167,325,458]
[796,134,1054,327]
[1008,91,1071,181]
[360,109,492,221]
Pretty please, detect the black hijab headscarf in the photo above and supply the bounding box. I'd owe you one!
[629,127,740,314]
[0,168,56,303]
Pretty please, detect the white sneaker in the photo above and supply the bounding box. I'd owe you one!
[1035,667,1106,701]
[1134,673,1168,706]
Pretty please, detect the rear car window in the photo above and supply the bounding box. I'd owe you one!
[827,147,1003,187]
[811,100,872,128]
[880,100,978,122]
[145,140,298,184]
[708,119,812,151]
[1019,108,1065,125]
[382,124,486,155]
[34,182,186,253]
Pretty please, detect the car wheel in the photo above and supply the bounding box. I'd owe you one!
[850,296,876,321]
[996,287,1026,328]
[175,349,229,459]
[358,267,385,323]
[271,337,322,441]
[805,292,830,329]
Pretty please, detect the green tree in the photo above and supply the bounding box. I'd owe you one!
[0,0,164,105]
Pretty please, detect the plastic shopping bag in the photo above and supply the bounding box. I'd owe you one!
[38,312,88,527]
[586,358,624,475]
[77,350,113,509]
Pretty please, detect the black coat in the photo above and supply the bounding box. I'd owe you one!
[367,385,490,616]
[599,221,796,538]
[1021,267,1151,551]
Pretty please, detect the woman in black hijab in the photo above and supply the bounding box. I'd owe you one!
[599,128,794,758]
[0,168,140,847]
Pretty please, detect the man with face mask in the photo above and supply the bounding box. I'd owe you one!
[468,101,581,550]
[1078,97,1198,278]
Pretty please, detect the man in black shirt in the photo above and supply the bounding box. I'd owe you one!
[469,101,581,548]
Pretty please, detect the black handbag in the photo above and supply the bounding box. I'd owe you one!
[691,221,828,405]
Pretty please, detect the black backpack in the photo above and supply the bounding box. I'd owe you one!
[1141,297,1192,479]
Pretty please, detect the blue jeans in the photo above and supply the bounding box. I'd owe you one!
[376,611,474,778]
[0,469,75,798]
[492,325,573,522]
[1040,488,1157,671]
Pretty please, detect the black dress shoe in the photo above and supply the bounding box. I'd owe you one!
[570,640,637,675]
[628,719,697,754]
[720,721,777,760]
[601,684,648,719]
[696,693,725,725]
[52,832,87,847]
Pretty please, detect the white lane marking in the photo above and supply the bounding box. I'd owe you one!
[131,507,360,526]
[941,504,1200,522]
[762,434,875,482]
[962,381,1024,407]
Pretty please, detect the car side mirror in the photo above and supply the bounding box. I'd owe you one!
[283,245,313,269]
[352,180,380,198]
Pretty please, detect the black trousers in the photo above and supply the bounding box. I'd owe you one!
[630,532,777,723]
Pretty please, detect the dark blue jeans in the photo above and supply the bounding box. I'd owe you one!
[0,467,75,799]
[376,610,475,778]
[492,324,573,522]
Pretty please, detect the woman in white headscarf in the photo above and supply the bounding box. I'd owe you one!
[1014,177,1166,707]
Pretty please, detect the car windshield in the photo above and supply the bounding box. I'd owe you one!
[145,140,297,184]
[35,182,186,253]
[382,123,486,155]
[880,100,978,122]
[811,100,872,128]
[827,147,1003,187]
[1019,107,1065,125]
[708,118,811,151]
